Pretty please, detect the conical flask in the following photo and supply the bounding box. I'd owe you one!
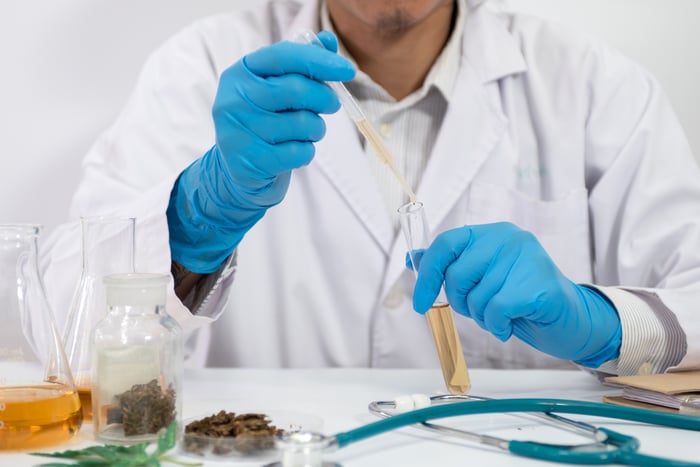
[0,224,82,451]
[62,216,135,421]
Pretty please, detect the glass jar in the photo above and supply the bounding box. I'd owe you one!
[0,224,82,450]
[91,273,182,442]
[62,216,135,422]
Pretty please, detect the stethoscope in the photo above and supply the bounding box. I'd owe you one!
[266,394,700,467]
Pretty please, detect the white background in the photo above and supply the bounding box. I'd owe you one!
[1,0,698,236]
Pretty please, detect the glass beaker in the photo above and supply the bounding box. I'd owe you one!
[398,202,471,395]
[62,216,135,421]
[0,224,82,450]
[92,273,183,443]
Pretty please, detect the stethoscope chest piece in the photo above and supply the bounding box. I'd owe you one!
[265,431,341,467]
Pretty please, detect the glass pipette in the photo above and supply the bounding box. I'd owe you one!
[294,29,417,204]
[296,30,469,394]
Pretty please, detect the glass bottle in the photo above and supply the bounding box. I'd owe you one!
[0,224,82,450]
[62,216,135,421]
[92,273,182,442]
[398,202,471,395]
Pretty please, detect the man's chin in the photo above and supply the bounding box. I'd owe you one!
[376,11,416,36]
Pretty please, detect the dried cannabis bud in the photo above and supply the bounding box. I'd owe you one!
[184,410,284,456]
[114,379,177,436]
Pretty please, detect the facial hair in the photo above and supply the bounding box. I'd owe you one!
[376,9,414,35]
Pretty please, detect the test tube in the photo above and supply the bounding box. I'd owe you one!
[398,201,471,395]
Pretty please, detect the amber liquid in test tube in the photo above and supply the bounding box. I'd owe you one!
[399,202,471,395]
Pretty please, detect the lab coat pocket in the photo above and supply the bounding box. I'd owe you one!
[466,180,593,284]
[450,181,595,368]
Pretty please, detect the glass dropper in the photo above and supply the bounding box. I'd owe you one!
[294,29,418,204]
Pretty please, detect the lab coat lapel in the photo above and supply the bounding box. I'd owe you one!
[314,111,395,254]
[378,68,507,300]
[379,5,528,300]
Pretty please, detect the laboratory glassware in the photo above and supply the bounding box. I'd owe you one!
[0,224,82,450]
[398,202,471,395]
[92,273,182,442]
[294,29,417,204]
[62,216,135,421]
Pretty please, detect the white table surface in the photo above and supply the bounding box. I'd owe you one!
[4,368,699,466]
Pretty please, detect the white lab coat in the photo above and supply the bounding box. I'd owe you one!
[43,0,700,372]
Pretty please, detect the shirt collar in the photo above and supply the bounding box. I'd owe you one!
[320,0,467,102]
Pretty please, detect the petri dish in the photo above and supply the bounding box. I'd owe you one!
[177,409,323,462]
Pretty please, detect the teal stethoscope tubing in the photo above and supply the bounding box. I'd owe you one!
[334,398,700,466]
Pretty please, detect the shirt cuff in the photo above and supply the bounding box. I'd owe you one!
[165,251,237,331]
[187,250,237,319]
[587,286,686,376]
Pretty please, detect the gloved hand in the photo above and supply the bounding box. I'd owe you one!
[412,222,622,368]
[167,32,355,273]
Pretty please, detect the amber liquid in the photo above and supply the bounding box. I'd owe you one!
[426,303,471,394]
[0,385,82,451]
[77,387,92,422]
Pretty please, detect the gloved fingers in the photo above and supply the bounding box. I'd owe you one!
[317,31,339,53]
[405,249,425,271]
[441,251,483,318]
[442,222,520,318]
[470,227,568,325]
[413,226,472,314]
[241,72,342,114]
[242,109,328,145]
[213,94,326,145]
[478,270,543,341]
[462,270,508,332]
[262,139,318,173]
[481,298,515,342]
[244,41,355,82]
[224,138,316,185]
[464,231,526,327]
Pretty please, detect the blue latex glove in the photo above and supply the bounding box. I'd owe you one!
[167,32,355,273]
[412,222,621,368]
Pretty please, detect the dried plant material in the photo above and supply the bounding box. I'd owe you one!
[183,410,284,456]
[113,379,177,436]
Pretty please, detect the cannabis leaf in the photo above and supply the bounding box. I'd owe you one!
[32,422,201,467]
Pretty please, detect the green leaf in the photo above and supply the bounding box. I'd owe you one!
[155,421,178,456]
[31,421,201,467]
[36,462,139,467]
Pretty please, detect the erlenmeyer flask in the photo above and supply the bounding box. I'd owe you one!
[62,216,135,421]
[0,224,82,450]
[398,202,471,395]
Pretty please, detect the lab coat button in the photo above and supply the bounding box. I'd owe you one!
[382,288,404,308]
[379,123,392,137]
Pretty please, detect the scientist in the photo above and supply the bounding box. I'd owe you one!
[45,0,700,375]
